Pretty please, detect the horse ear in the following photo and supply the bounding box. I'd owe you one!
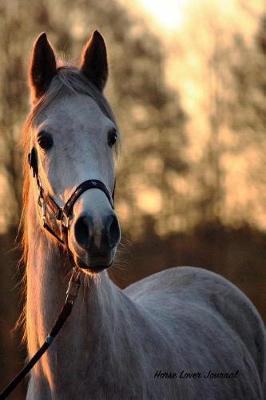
[29,32,57,101]
[80,31,108,91]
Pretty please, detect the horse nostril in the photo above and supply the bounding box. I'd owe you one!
[106,214,121,249]
[74,215,92,248]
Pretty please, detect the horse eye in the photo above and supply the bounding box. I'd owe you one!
[108,128,118,147]
[37,131,53,150]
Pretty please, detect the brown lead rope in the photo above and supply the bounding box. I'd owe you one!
[0,268,81,400]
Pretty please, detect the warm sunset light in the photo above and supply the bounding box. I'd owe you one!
[0,2,265,398]
[138,0,188,30]
[136,187,162,214]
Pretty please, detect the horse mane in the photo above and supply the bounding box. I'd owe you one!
[18,66,120,341]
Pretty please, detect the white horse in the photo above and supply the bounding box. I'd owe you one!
[22,31,265,399]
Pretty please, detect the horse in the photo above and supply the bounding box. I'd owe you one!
[21,31,265,399]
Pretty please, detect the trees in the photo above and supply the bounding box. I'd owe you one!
[173,3,266,229]
[226,12,266,227]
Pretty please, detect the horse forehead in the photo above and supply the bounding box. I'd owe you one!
[36,95,107,133]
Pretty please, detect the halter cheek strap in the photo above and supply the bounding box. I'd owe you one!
[28,147,115,247]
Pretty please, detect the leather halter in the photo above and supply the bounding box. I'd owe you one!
[28,147,115,247]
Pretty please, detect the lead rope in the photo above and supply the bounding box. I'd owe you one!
[0,267,81,400]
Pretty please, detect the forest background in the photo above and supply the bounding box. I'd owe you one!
[0,1,265,398]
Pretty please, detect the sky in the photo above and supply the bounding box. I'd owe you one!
[137,0,188,31]
[136,0,263,34]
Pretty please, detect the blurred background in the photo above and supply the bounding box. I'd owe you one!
[0,0,265,398]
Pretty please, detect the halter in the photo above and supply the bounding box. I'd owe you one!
[0,74,119,399]
[0,143,117,399]
[28,147,115,248]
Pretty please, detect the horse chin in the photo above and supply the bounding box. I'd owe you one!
[73,252,114,274]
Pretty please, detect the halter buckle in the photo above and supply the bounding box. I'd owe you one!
[61,213,69,230]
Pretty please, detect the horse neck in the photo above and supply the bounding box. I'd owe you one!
[25,193,120,392]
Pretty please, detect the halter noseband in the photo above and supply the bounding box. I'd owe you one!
[28,147,115,247]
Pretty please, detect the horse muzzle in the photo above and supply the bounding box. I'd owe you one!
[71,212,121,272]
